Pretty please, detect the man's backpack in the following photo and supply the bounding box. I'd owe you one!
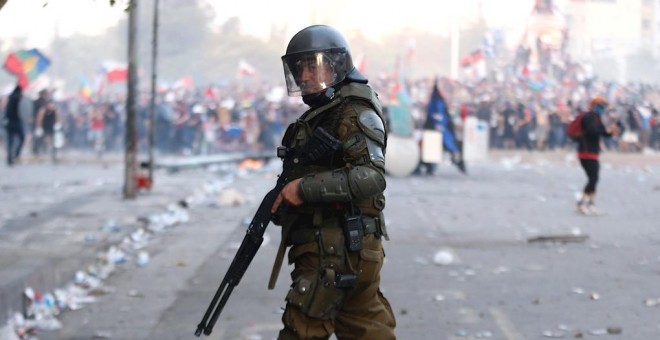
[566,112,586,141]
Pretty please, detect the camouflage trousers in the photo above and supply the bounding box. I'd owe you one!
[278,230,396,340]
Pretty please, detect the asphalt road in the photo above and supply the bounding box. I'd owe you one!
[31,151,660,339]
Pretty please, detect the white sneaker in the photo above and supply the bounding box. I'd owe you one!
[588,205,601,215]
[577,204,590,215]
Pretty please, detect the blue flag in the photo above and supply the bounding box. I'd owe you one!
[427,84,458,153]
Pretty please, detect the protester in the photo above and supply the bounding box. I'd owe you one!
[270,25,396,339]
[4,85,25,165]
[35,100,60,162]
[576,96,621,215]
[416,81,466,175]
[31,89,49,157]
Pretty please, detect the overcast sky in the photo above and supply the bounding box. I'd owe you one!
[0,0,538,48]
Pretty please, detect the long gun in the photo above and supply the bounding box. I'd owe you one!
[194,127,340,337]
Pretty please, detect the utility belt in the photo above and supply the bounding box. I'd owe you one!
[288,215,383,247]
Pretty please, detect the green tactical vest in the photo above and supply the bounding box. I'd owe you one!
[279,82,387,219]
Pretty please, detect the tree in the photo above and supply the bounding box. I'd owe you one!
[0,0,118,12]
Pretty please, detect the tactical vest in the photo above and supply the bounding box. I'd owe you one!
[278,82,387,226]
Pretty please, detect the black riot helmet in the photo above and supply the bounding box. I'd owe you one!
[282,25,367,98]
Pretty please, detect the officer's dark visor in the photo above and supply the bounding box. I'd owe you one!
[282,48,350,96]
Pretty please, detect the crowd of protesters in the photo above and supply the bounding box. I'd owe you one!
[3,56,660,164]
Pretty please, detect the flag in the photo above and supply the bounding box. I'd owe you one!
[101,62,128,83]
[405,39,415,62]
[460,49,486,81]
[173,75,194,90]
[237,59,256,77]
[3,49,51,89]
[354,53,366,74]
[204,86,219,101]
[427,83,458,154]
[79,76,93,103]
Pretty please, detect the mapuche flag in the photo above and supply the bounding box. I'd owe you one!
[427,83,459,154]
[3,49,51,89]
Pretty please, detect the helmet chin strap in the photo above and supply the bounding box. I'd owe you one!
[302,87,336,107]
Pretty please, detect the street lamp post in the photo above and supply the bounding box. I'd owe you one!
[123,0,139,199]
[148,0,159,188]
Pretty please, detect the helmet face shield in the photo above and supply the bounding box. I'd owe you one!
[282,48,350,96]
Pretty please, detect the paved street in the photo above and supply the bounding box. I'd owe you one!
[1,150,659,340]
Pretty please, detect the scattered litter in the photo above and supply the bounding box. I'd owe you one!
[218,188,245,207]
[93,330,113,338]
[84,233,98,243]
[492,266,509,275]
[528,234,589,244]
[542,330,565,338]
[433,294,445,302]
[127,289,144,298]
[136,251,150,267]
[175,259,188,267]
[433,249,456,266]
[7,176,253,339]
[606,326,622,334]
[102,220,122,233]
[454,329,469,337]
[475,330,493,338]
[588,328,608,336]
[644,298,659,307]
[590,292,600,300]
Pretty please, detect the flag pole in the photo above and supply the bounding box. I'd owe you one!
[450,15,460,80]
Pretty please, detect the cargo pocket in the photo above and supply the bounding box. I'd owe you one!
[285,269,345,320]
[358,239,384,283]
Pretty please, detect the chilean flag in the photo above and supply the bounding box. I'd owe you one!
[102,62,128,83]
[460,49,486,81]
[237,60,256,77]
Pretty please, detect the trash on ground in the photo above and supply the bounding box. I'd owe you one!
[528,234,589,244]
[644,298,659,307]
[217,188,245,207]
[136,251,150,267]
[606,326,622,334]
[542,330,565,338]
[127,289,144,298]
[588,328,608,336]
[433,249,456,266]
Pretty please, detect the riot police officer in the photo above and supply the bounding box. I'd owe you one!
[270,25,396,339]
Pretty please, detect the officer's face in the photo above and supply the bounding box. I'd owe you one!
[298,56,333,94]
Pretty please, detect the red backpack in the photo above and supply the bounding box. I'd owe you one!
[566,112,586,141]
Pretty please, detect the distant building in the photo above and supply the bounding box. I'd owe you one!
[565,0,660,82]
